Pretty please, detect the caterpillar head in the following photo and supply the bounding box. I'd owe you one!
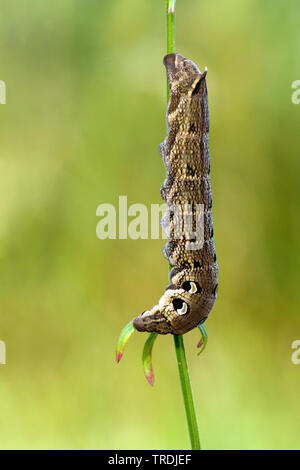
[133,279,211,335]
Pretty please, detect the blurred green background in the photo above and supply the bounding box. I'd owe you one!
[0,0,300,450]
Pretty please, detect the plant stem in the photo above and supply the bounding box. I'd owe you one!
[166,0,175,100]
[173,335,201,450]
[165,0,201,450]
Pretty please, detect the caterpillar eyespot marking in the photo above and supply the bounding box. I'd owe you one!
[132,53,218,335]
[173,299,189,315]
[182,281,201,294]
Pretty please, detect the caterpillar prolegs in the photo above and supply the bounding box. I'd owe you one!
[133,53,218,335]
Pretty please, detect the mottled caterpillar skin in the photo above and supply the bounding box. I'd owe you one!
[133,53,218,335]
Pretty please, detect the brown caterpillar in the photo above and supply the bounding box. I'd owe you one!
[133,53,218,335]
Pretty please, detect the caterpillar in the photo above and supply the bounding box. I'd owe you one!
[133,53,218,335]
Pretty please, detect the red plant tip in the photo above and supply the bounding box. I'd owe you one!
[145,368,154,387]
[116,352,123,364]
[197,324,208,356]
[142,332,158,387]
[116,321,135,365]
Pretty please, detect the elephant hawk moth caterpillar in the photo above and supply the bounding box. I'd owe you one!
[133,53,218,335]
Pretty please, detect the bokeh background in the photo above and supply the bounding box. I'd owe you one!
[0,0,299,450]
